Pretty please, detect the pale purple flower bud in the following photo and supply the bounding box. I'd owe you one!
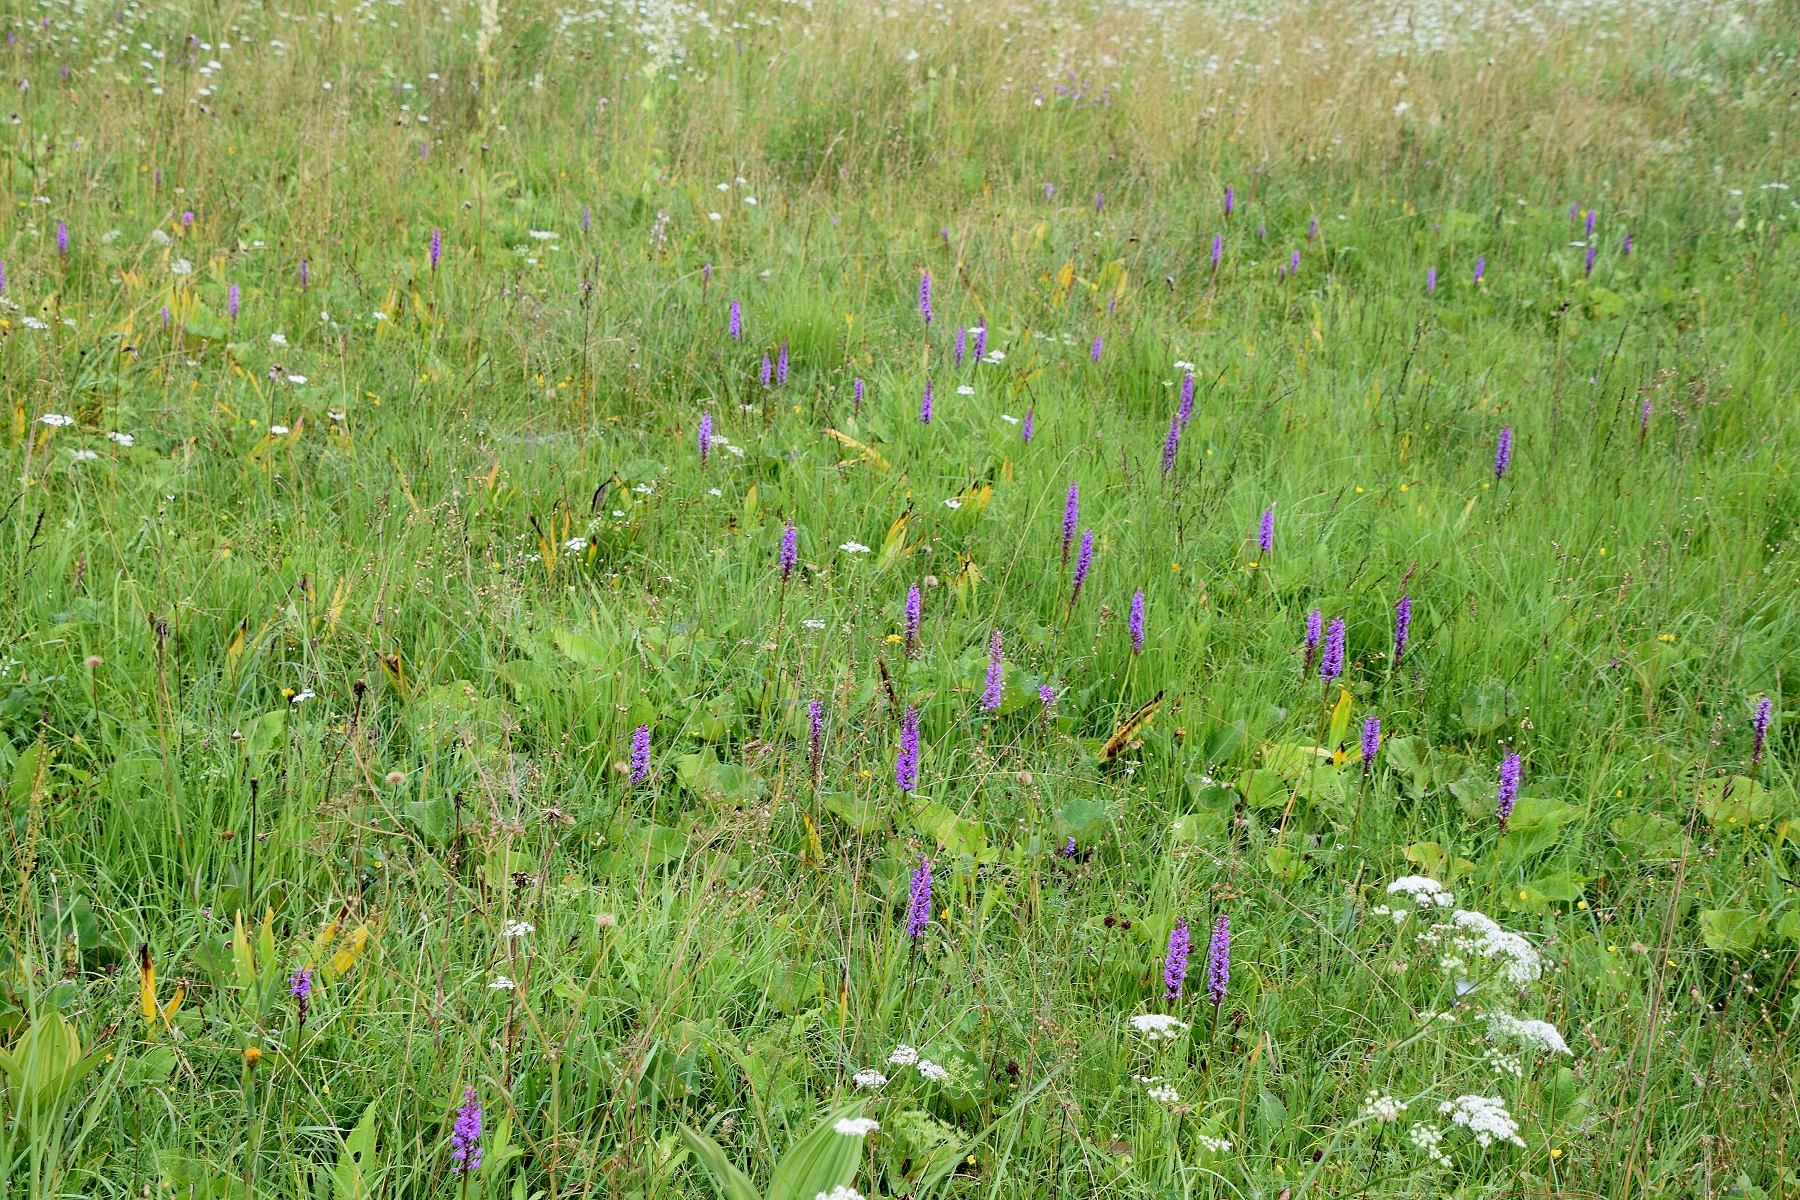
[582,205,591,233]
[1393,593,1411,663]
[0,261,7,293]
[1205,914,1229,1005]
[290,967,313,1024]
[780,518,798,580]
[1426,267,1437,295]
[1090,336,1102,362]
[854,377,865,413]
[299,260,309,289]
[1320,617,1345,682]
[1164,917,1191,1000]
[1585,209,1596,238]
[1308,216,1318,241]
[919,379,933,424]
[760,354,772,387]
[1258,508,1274,554]
[1070,530,1094,607]
[982,629,1004,711]
[906,855,932,939]
[430,228,441,271]
[904,585,921,658]
[1304,608,1322,669]
[1021,406,1034,442]
[1473,255,1485,283]
[1040,684,1056,718]
[182,211,194,228]
[1569,202,1579,222]
[1129,590,1145,654]
[955,327,966,365]
[1361,716,1381,775]
[630,725,651,783]
[1494,425,1513,480]
[1753,696,1773,765]
[1288,249,1300,274]
[1211,232,1223,269]
[972,325,986,361]
[56,220,68,255]
[729,299,742,339]
[919,269,933,326]
[1179,373,1195,427]
[1161,417,1180,474]
[1223,187,1234,218]
[1640,398,1651,432]
[1585,245,1596,276]
[1061,484,1079,564]
[1621,232,1633,256]
[777,340,789,386]
[1095,191,1104,213]
[702,262,712,286]
[896,707,920,793]
[228,282,240,320]
[1497,751,1521,831]
[698,412,712,465]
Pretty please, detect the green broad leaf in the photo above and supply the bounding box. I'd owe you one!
[1383,736,1434,797]
[1697,777,1771,830]
[1505,870,1585,913]
[1263,844,1306,885]
[1499,820,1563,865]
[1256,1087,1288,1145]
[822,791,891,835]
[552,628,613,668]
[678,1124,761,1200]
[766,1102,868,1200]
[1609,812,1682,854]
[910,800,987,858]
[242,708,287,770]
[1169,808,1229,846]
[1260,741,1332,782]
[1776,909,1800,944]
[1698,908,1763,953]
[1460,679,1514,733]
[1506,796,1577,831]
[1052,797,1111,844]
[1236,768,1289,812]
[331,1101,381,1200]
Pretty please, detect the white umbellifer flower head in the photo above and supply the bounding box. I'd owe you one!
[107,431,134,446]
[1446,910,1541,985]
[502,920,535,938]
[1484,1012,1571,1055]
[71,449,100,461]
[801,619,826,630]
[956,385,974,395]
[21,317,49,330]
[943,498,962,509]
[1387,876,1454,908]
[1196,1134,1232,1154]
[1408,1122,1449,1165]
[886,1044,919,1066]
[1363,1091,1406,1122]
[286,374,308,385]
[814,1188,865,1200]
[170,258,195,275]
[529,230,559,241]
[269,425,290,436]
[1000,414,1020,425]
[852,1068,888,1090]
[1129,1013,1190,1041]
[291,689,316,703]
[839,542,870,554]
[489,975,517,990]
[1438,1095,1525,1148]
[1144,1082,1179,1106]
[916,1059,952,1084]
[982,352,1004,363]
[564,537,589,552]
[269,332,288,345]
[833,1117,879,1137]
[40,413,75,427]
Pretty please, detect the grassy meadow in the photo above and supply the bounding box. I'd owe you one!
[3,0,1800,1195]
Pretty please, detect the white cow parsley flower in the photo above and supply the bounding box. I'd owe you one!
[1362,1092,1406,1122]
[852,1069,887,1090]
[1438,1095,1525,1148]
[915,1059,952,1084]
[833,1118,879,1137]
[1129,1013,1189,1041]
[886,1044,919,1066]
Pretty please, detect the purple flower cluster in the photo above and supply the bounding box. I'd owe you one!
[760,353,773,387]
[1129,590,1145,654]
[430,228,442,271]
[920,379,933,424]
[1021,406,1034,443]
[1752,696,1773,765]
[1426,266,1437,295]
[780,519,798,580]
[228,282,240,321]
[698,412,713,465]
[1361,716,1381,775]
[896,707,920,793]
[982,629,1004,712]
[954,327,967,365]
[630,724,651,784]
[1393,593,1411,663]
[290,967,313,1024]
[1161,416,1181,473]
[973,325,987,361]
[729,299,742,340]
[1258,508,1274,555]
[451,1087,483,1174]
[1070,531,1094,609]
[854,377,865,413]
[1090,336,1103,363]
[777,340,789,386]
[1494,426,1513,480]
[906,855,933,940]
[919,269,933,326]
[1497,751,1521,831]
[1320,617,1345,682]
[1163,917,1190,1000]
[808,699,824,782]
[1206,914,1230,1006]
[1304,608,1323,672]
[1179,374,1195,427]
[1211,232,1223,269]
[1061,484,1080,564]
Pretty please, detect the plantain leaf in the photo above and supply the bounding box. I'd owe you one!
[678,1125,762,1200]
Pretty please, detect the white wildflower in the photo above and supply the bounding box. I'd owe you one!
[39,413,75,427]
[1129,1013,1189,1041]
[1387,875,1454,908]
[564,537,589,552]
[1363,1092,1406,1123]
[290,689,316,703]
[170,258,194,275]
[501,920,535,938]
[887,1044,919,1066]
[107,432,134,446]
[956,385,974,396]
[1484,1012,1571,1055]
[1196,1134,1232,1154]
[840,542,870,554]
[1144,1083,1179,1106]
[999,414,1020,425]
[943,498,962,509]
[269,425,290,436]
[488,975,517,990]
[269,332,288,345]
[22,317,49,330]
[529,230,559,241]
[833,1118,879,1137]
[852,1068,887,1090]
[1484,1047,1523,1077]
[71,449,100,462]
[916,1059,952,1084]
[286,374,308,385]
[814,1188,864,1200]
[1446,910,1541,985]
[1408,1122,1449,1165]
[1438,1095,1525,1148]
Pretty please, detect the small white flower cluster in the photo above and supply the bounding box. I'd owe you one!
[489,975,517,990]
[1196,1134,1232,1154]
[1438,1094,1525,1148]
[564,537,589,552]
[1133,1074,1179,1105]
[501,920,535,938]
[1446,910,1542,986]
[1387,875,1455,908]
[1129,1013,1190,1041]
[886,1045,951,1084]
[1362,1091,1406,1122]
[833,1117,879,1137]
[814,1188,864,1200]
[1408,1122,1449,1165]
[1484,1046,1523,1077]
[1484,1011,1571,1056]
[852,1068,887,1090]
